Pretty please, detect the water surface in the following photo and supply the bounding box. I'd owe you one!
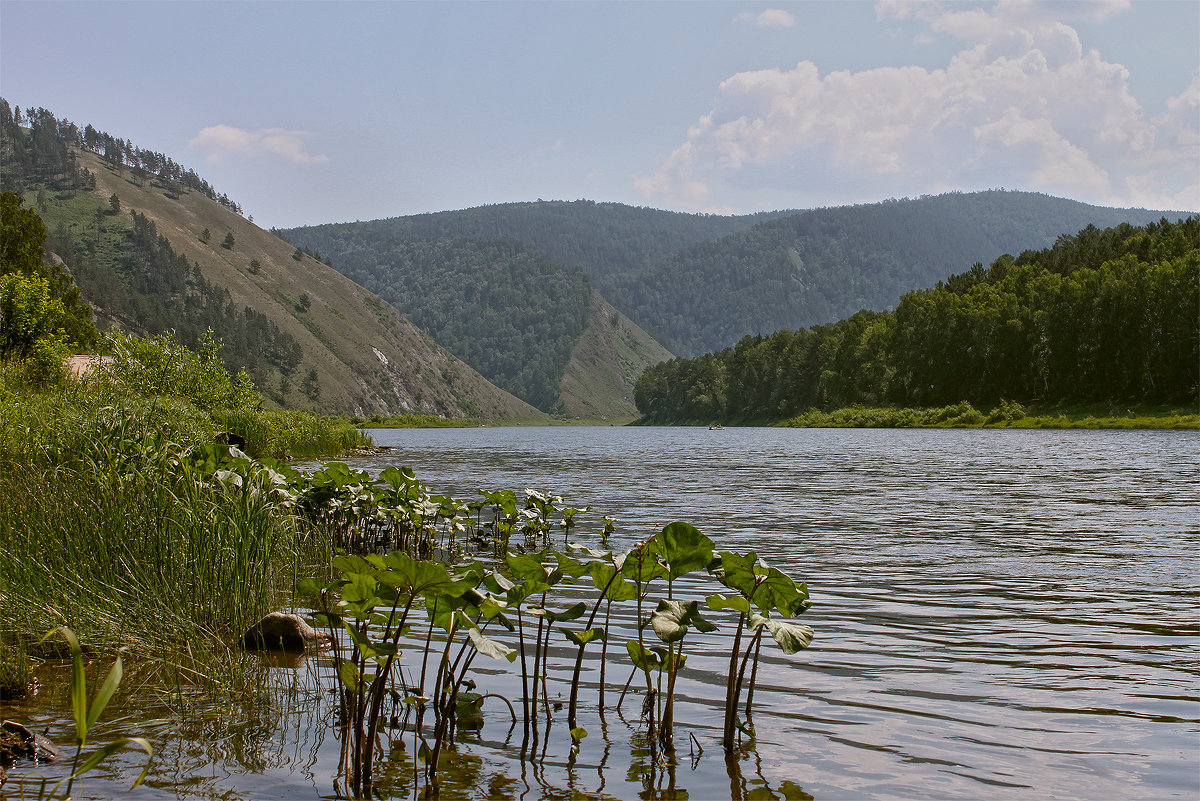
[6,427,1197,800]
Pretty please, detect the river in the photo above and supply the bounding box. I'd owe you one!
[7,426,1198,800]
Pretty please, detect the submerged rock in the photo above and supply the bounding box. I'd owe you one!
[241,612,331,652]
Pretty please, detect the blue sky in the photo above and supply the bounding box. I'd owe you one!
[2,1,1196,228]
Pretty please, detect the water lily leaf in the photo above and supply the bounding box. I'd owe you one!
[764,619,814,654]
[569,543,611,559]
[338,660,361,693]
[554,551,590,578]
[542,602,586,623]
[706,593,751,614]
[570,727,588,741]
[378,466,416,490]
[650,600,691,643]
[483,570,514,594]
[648,521,715,579]
[626,640,663,672]
[621,548,667,584]
[560,627,605,646]
[340,572,379,606]
[712,551,759,595]
[468,627,518,662]
[757,567,810,617]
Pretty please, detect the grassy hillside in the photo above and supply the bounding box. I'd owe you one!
[558,290,673,421]
[22,150,543,421]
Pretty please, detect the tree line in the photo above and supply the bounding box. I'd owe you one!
[634,217,1199,424]
[1,98,243,215]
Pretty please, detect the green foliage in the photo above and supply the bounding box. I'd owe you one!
[637,217,1200,424]
[0,271,69,383]
[100,328,259,412]
[1,191,98,356]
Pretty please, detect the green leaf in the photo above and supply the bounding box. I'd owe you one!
[338,660,361,693]
[72,737,154,784]
[711,551,759,595]
[560,627,605,646]
[554,551,589,578]
[626,640,663,673]
[707,593,751,614]
[570,727,588,741]
[650,599,714,643]
[40,627,88,745]
[542,601,586,623]
[86,656,123,730]
[648,521,715,579]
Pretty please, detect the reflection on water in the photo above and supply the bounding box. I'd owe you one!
[3,428,1197,800]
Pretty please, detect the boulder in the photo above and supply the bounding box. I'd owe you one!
[241,612,331,652]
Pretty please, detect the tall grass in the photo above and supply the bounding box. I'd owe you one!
[0,410,299,658]
[0,360,359,671]
[211,407,370,459]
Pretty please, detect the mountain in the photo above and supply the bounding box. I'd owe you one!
[285,194,1186,372]
[1,102,543,421]
[629,191,1190,355]
[279,229,671,419]
[282,201,772,418]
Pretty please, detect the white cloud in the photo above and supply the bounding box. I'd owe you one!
[189,124,328,165]
[735,9,797,28]
[642,0,1196,211]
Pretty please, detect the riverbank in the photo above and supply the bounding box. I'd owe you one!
[777,400,1198,429]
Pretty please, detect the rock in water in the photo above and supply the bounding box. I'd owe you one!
[241,612,331,652]
[1,720,61,764]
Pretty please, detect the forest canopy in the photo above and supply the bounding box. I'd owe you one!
[633,217,1199,424]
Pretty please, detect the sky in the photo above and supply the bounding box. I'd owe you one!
[2,0,1197,228]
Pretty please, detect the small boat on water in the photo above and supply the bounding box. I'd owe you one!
[708,423,724,430]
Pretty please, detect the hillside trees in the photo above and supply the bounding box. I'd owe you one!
[0,192,98,362]
[634,217,1199,423]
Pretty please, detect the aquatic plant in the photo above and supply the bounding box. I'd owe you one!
[40,627,153,798]
[708,552,813,751]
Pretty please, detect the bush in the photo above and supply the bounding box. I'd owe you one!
[97,329,258,412]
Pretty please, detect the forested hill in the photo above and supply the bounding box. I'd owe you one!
[0,99,543,420]
[284,199,787,292]
[634,217,1199,425]
[630,191,1187,356]
[286,193,1182,365]
[284,231,671,416]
